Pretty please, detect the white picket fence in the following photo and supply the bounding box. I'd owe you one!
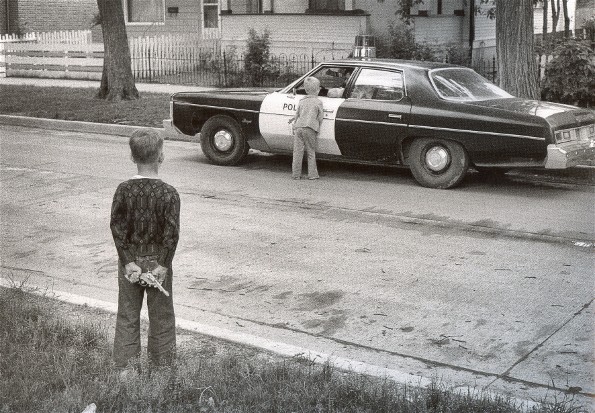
[0,30,92,44]
[1,32,217,80]
[130,34,215,81]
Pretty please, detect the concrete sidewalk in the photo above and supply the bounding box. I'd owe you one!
[0,76,214,94]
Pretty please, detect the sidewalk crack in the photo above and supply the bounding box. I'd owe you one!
[487,298,594,389]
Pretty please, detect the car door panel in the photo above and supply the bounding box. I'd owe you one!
[260,92,343,155]
[335,68,411,162]
[335,99,411,161]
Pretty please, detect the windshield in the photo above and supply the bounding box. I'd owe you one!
[429,68,512,101]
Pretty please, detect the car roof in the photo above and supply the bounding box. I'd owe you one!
[325,58,463,72]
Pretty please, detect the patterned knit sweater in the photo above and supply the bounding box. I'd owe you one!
[110,178,180,268]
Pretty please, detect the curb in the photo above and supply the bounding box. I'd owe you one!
[0,278,431,388]
[0,277,543,412]
[0,114,194,142]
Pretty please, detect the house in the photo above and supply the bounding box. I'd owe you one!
[2,0,589,58]
[409,0,588,64]
[0,0,99,39]
[216,0,404,59]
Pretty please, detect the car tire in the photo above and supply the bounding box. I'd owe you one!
[200,115,249,166]
[409,138,469,189]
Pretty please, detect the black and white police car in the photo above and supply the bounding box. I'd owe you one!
[164,59,595,189]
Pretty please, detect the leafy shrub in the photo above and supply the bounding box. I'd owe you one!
[377,22,435,61]
[443,43,472,66]
[244,28,278,86]
[541,38,595,107]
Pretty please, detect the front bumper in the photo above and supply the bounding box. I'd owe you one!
[544,140,595,169]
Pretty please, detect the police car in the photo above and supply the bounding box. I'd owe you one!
[164,59,595,189]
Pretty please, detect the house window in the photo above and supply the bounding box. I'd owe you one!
[308,0,344,12]
[203,0,219,28]
[437,0,443,14]
[247,0,263,13]
[125,0,164,23]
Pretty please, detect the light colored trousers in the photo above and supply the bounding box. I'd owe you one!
[292,127,319,179]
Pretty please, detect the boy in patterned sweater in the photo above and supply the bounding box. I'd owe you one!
[110,129,180,370]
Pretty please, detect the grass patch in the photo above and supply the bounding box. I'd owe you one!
[0,85,169,128]
[0,285,586,413]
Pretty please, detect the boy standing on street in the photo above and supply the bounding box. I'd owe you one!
[110,129,180,371]
[289,76,324,180]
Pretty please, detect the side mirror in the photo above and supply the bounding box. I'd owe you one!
[292,88,296,96]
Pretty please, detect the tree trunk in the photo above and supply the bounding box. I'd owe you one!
[96,0,139,101]
[540,0,548,82]
[550,0,560,34]
[562,0,570,36]
[495,0,539,99]
[542,0,548,40]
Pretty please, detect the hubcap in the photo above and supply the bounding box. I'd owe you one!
[425,146,450,172]
[213,130,233,151]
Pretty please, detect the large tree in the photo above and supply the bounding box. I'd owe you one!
[494,0,539,99]
[96,0,139,101]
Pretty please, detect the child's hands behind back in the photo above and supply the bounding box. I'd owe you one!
[152,265,168,284]
[124,262,142,283]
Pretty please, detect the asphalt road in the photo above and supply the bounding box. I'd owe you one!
[1,125,594,409]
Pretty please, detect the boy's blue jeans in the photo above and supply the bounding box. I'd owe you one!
[292,127,319,179]
[113,257,176,368]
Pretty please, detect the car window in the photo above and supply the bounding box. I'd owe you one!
[429,68,512,101]
[348,69,404,101]
[294,66,354,97]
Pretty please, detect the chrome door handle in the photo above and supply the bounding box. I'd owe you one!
[388,114,402,120]
[323,109,334,113]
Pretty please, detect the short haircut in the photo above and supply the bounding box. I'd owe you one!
[129,129,164,164]
[303,77,321,96]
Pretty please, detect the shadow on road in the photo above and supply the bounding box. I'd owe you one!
[185,150,594,193]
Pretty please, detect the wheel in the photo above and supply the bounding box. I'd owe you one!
[409,138,469,189]
[200,115,249,166]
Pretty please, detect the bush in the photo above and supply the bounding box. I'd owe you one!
[540,38,595,107]
[244,28,278,86]
[377,22,435,61]
[443,43,472,66]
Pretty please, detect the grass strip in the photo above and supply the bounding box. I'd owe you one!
[0,285,586,413]
[0,85,169,128]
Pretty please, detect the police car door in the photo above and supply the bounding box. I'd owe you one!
[260,66,355,154]
[334,68,411,162]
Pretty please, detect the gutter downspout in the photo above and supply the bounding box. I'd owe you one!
[5,0,10,34]
[469,0,475,62]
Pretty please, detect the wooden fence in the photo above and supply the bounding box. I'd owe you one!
[0,30,92,44]
[3,42,104,80]
[2,28,593,86]
[2,34,213,81]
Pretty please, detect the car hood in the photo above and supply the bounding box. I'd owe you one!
[467,98,595,129]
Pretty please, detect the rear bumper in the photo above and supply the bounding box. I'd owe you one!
[544,141,595,169]
[162,119,197,142]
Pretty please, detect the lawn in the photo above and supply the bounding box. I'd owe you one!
[0,85,170,128]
